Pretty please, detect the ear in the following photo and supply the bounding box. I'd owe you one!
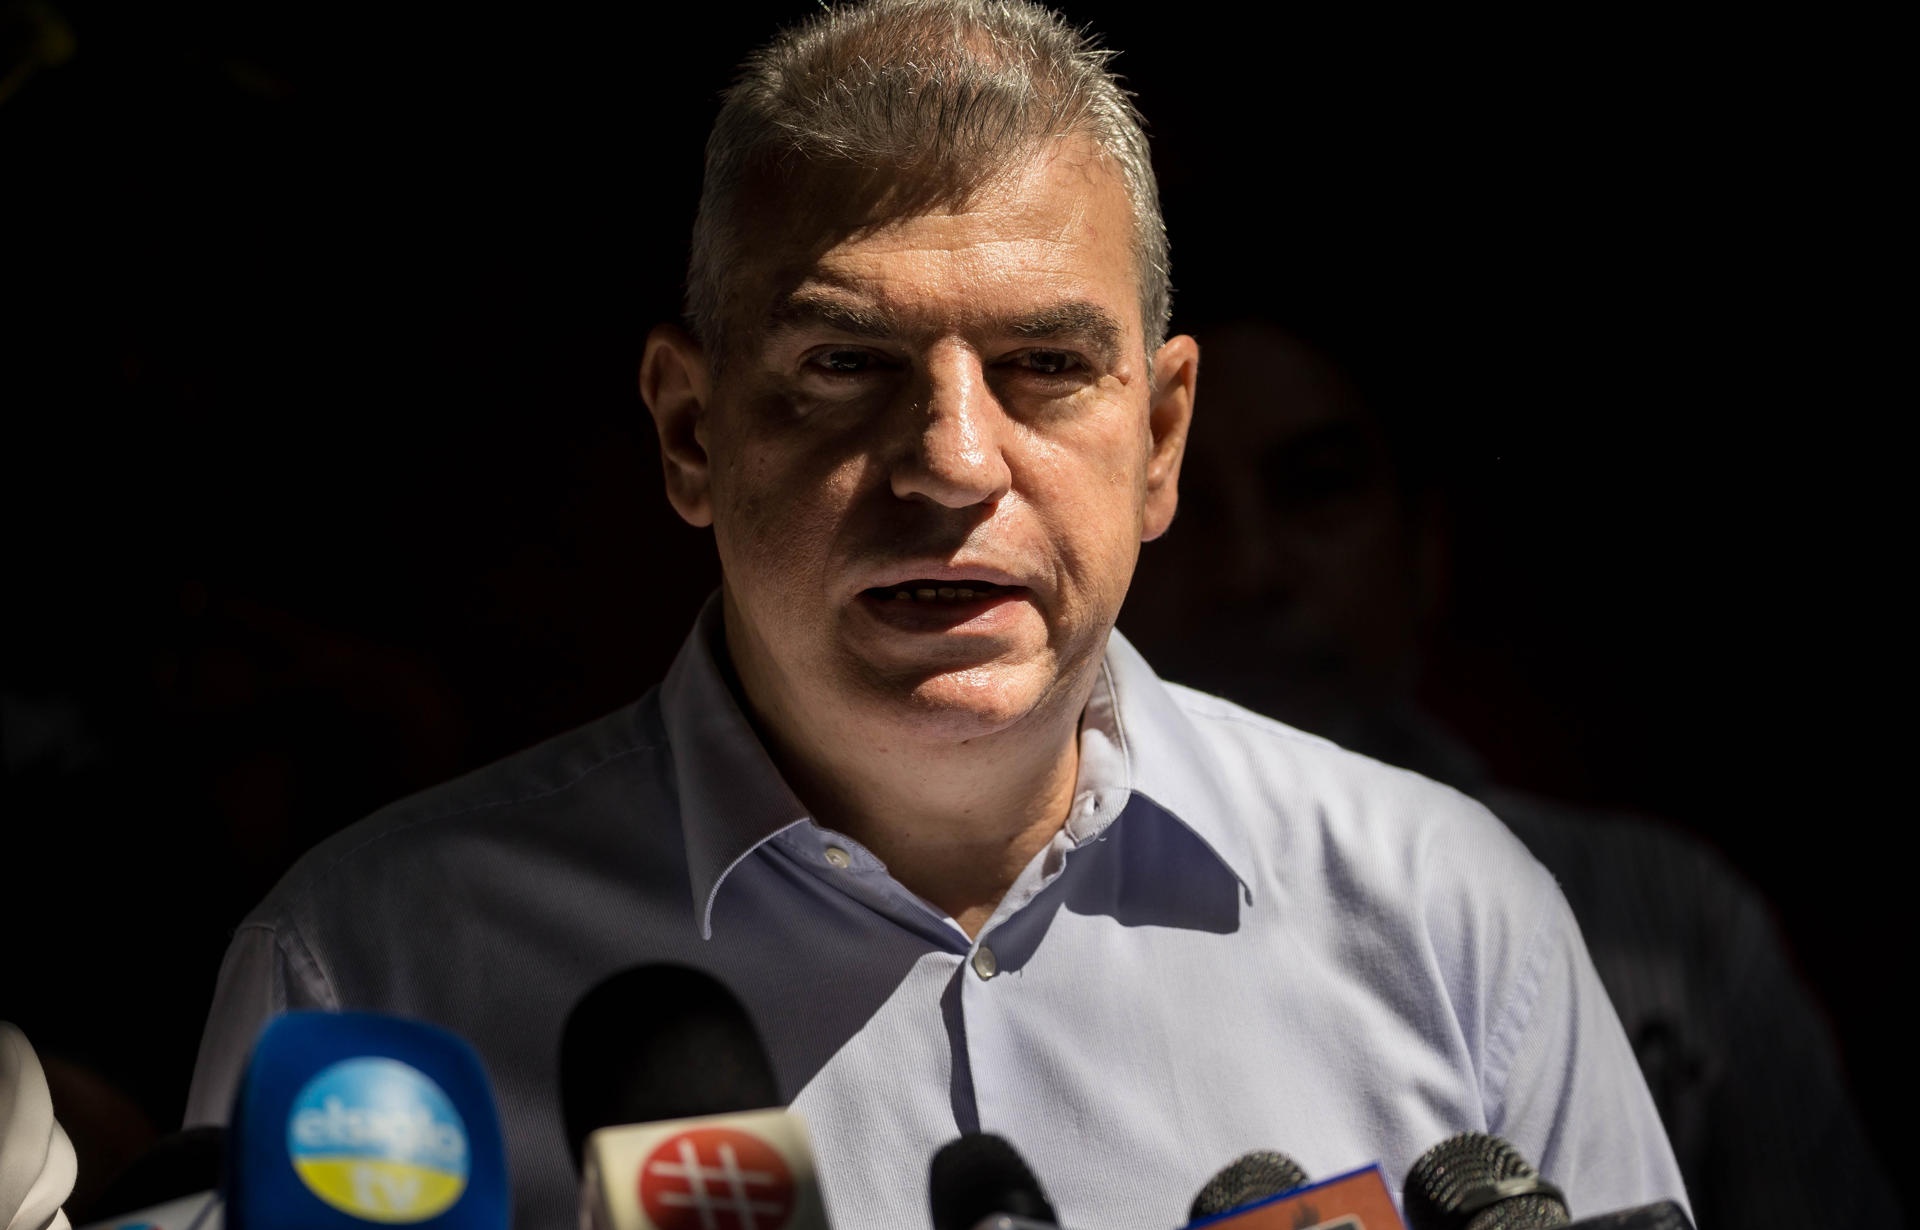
[1140,333,1199,542]
[640,322,715,528]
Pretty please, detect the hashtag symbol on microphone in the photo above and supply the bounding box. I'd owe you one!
[638,1127,798,1230]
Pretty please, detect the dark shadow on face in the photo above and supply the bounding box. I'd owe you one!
[716,153,1047,369]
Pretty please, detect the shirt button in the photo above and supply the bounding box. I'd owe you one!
[823,846,852,869]
[971,945,998,980]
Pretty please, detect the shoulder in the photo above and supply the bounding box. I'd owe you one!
[191,691,688,1108]
[1142,680,1598,1107]
[1160,681,1548,898]
[1122,676,1565,1020]
[241,692,674,931]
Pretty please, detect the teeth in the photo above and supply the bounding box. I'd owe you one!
[879,582,1005,602]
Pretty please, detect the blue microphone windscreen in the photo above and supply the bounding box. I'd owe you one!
[224,1011,509,1230]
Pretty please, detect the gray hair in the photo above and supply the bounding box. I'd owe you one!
[686,0,1171,363]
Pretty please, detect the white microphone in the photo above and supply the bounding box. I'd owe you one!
[580,1109,828,1230]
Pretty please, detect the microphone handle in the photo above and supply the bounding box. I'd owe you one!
[75,1191,223,1230]
[1567,1202,1692,1230]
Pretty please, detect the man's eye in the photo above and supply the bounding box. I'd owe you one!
[808,349,883,375]
[1018,350,1078,375]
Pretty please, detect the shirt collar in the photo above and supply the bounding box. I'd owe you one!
[1080,629,1258,897]
[658,594,1256,938]
[658,595,813,939]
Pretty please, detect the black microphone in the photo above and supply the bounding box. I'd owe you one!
[928,1133,1059,1230]
[1187,1150,1310,1222]
[558,963,782,1169]
[1404,1133,1691,1230]
[560,965,831,1230]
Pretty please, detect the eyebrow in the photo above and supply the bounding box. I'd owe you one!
[1005,301,1125,367]
[763,292,1127,367]
[765,292,898,340]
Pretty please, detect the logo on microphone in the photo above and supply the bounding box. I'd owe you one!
[286,1057,470,1222]
[637,1126,797,1230]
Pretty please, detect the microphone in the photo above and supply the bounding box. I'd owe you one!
[927,1134,1058,1230]
[1403,1133,1691,1230]
[78,1192,222,1230]
[559,965,781,1167]
[77,1193,222,1230]
[1563,1212,1691,1230]
[1181,1161,1401,1228]
[1404,1133,1567,1230]
[223,1010,509,1230]
[77,1127,224,1230]
[560,965,828,1230]
[1186,1150,1309,1222]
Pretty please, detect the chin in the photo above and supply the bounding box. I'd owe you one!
[864,660,1068,743]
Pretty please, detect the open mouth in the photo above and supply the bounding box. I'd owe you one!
[863,580,1019,604]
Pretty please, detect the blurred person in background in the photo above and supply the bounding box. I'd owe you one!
[1121,319,1900,1228]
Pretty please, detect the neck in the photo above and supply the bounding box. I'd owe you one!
[795,714,1083,939]
[720,610,1095,940]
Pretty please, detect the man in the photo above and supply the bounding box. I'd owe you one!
[187,3,1688,1226]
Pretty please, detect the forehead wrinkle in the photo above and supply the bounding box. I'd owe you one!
[810,232,1120,318]
[755,171,1135,357]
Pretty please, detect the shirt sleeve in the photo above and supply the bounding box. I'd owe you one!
[183,921,337,1128]
[1483,877,1693,1220]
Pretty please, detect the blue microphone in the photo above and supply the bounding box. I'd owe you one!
[223,1011,509,1230]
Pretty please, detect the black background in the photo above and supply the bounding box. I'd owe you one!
[3,0,1905,1214]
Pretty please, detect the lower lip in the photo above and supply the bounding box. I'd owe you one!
[855,588,1029,633]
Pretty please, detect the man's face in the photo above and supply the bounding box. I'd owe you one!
[652,139,1193,745]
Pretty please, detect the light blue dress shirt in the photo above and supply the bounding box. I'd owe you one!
[187,596,1688,1228]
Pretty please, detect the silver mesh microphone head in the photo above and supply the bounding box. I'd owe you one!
[1188,1150,1311,1221]
[1404,1132,1570,1230]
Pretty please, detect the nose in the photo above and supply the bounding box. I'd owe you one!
[889,344,1012,508]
